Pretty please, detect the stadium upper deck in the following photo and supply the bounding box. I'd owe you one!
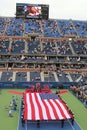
[0,17,87,38]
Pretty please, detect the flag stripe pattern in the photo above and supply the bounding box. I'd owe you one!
[24,92,72,120]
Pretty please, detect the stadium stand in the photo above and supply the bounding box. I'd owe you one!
[0,16,87,107]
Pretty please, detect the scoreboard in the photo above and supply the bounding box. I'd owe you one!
[16,3,49,19]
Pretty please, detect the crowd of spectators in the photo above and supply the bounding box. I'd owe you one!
[61,64,87,70]
[0,38,87,57]
[72,40,87,55]
[56,41,72,55]
[0,17,7,35]
[5,18,24,36]
[0,17,87,38]
[25,19,42,34]
[57,20,77,36]
[42,20,60,37]
[70,85,87,108]
[72,20,87,37]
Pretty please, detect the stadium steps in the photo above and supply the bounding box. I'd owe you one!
[0,72,2,80]
[68,42,76,55]
[40,20,44,37]
[70,20,79,36]
[53,72,59,82]
[40,72,44,81]
[66,73,73,82]
[75,75,82,82]
[23,20,26,36]
[3,17,9,36]
[12,72,16,81]
[40,39,44,52]
[9,38,12,50]
[24,40,28,53]
[66,56,70,61]
[27,72,30,81]
[54,42,59,54]
[55,20,62,36]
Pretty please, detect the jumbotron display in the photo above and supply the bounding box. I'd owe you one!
[16,3,49,19]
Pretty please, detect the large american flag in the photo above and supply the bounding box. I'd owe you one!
[23,92,72,121]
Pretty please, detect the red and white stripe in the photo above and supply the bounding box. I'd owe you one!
[24,93,72,120]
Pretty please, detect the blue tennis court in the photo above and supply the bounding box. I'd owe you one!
[18,97,82,130]
[18,117,82,130]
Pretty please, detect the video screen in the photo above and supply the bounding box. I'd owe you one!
[24,6,41,17]
[16,3,49,19]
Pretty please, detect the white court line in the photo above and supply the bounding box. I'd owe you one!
[74,119,83,130]
[67,119,82,130]
[26,120,28,130]
[67,119,76,130]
